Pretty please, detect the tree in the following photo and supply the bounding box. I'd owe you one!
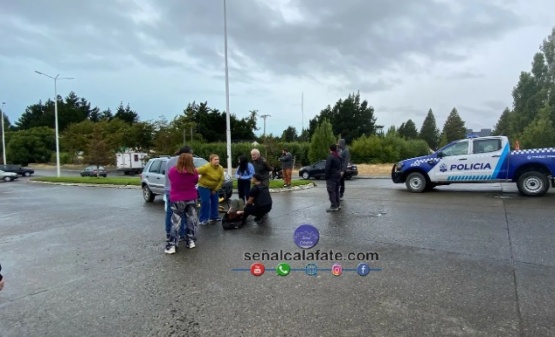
[84,124,115,174]
[308,119,336,163]
[441,108,466,143]
[492,108,512,136]
[5,127,55,165]
[519,102,555,148]
[398,119,418,140]
[307,92,377,144]
[281,126,298,142]
[418,109,440,150]
[114,102,139,125]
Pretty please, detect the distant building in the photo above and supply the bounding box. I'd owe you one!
[466,128,492,137]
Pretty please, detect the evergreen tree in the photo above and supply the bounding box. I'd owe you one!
[441,108,466,143]
[308,118,336,163]
[418,109,440,150]
[492,108,512,136]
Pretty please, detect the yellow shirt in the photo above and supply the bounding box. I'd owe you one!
[197,163,225,191]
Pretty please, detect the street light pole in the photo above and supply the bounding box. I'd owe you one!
[260,114,271,138]
[1,102,6,165]
[223,0,232,176]
[35,71,74,177]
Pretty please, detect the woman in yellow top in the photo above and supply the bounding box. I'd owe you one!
[197,154,225,225]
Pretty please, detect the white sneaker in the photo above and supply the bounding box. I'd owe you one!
[165,245,176,254]
[188,241,196,249]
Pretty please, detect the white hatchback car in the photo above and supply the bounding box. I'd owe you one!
[0,170,19,182]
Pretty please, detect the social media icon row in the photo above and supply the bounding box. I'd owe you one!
[249,263,373,276]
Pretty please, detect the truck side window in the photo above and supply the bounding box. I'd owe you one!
[473,139,502,154]
[443,141,469,156]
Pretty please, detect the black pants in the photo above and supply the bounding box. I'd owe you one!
[237,179,251,201]
[242,204,272,223]
[326,177,340,208]
[339,175,345,197]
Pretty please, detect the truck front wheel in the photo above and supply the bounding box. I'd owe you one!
[517,171,549,197]
[405,172,428,193]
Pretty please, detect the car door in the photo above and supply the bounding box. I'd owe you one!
[470,138,506,180]
[432,140,471,182]
[313,160,326,178]
[145,159,165,194]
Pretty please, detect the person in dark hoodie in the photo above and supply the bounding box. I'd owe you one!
[325,144,343,212]
[338,138,350,199]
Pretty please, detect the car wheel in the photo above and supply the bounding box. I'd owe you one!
[302,172,310,179]
[517,171,549,197]
[405,172,427,193]
[143,185,155,202]
[4,177,12,182]
[24,172,31,177]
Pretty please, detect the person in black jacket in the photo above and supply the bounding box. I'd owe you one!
[242,173,273,224]
[325,144,343,212]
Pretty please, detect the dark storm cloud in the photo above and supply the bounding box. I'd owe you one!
[1,0,523,92]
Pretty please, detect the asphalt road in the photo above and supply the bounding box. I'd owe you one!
[0,178,554,336]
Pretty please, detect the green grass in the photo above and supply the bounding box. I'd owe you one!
[32,176,141,186]
[31,176,313,189]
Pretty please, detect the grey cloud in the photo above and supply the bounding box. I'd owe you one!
[439,71,485,80]
[1,0,525,94]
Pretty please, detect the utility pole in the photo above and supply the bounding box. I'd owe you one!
[1,102,6,165]
[223,0,232,176]
[260,114,271,138]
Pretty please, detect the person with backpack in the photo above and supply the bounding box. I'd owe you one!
[242,173,273,224]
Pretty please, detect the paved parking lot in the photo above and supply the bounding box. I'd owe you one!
[0,178,554,336]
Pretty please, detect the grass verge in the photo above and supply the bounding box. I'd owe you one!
[31,176,313,189]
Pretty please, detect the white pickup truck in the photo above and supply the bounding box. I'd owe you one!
[391,135,555,196]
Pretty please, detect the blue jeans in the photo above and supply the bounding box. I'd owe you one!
[198,186,220,222]
[165,192,186,237]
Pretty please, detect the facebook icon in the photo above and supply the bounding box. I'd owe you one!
[357,263,370,276]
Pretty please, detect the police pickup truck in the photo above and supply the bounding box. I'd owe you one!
[391,135,555,197]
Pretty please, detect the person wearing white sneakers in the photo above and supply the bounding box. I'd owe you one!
[165,153,200,254]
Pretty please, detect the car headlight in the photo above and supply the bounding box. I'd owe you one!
[395,162,404,171]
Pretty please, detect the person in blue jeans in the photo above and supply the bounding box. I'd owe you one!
[164,146,193,242]
[236,155,254,202]
[196,154,225,225]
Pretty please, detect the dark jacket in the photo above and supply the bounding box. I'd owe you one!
[338,139,350,172]
[278,151,294,169]
[325,151,343,180]
[251,157,273,180]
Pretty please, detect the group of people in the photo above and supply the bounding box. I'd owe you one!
[163,146,273,254]
[324,138,351,212]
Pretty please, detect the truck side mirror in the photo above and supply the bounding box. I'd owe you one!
[437,151,445,158]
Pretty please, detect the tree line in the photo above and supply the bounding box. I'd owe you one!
[1,26,554,166]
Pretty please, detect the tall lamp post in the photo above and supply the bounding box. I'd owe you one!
[260,114,271,138]
[223,0,232,176]
[1,102,6,165]
[35,71,74,177]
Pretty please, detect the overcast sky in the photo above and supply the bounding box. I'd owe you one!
[1,0,554,137]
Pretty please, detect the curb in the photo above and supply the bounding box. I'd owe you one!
[28,180,317,192]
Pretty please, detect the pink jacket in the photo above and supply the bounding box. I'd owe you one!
[168,167,199,202]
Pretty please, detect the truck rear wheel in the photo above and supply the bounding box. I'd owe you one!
[405,172,427,193]
[517,171,549,197]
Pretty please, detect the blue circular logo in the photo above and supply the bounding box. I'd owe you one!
[357,263,370,276]
[305,263,318,276]
[293,224,319,249]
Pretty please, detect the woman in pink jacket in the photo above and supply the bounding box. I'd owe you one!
[166,153,200,254]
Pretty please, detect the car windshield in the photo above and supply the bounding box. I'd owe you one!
[193,157,208,167]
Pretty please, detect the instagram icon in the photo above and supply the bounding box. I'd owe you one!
[332,264,342,276]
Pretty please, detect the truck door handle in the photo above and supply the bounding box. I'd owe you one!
[459,158,467,161]
[492,155,500,157]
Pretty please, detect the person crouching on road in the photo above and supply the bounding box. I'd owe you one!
[197,154,225,225]
[166,153,199,254]
[325,144,342,212]
[242,173,273,225]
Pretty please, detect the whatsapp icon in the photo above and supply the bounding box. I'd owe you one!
[276,263,291,276]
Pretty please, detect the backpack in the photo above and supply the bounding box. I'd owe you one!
[222,211,244,230]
